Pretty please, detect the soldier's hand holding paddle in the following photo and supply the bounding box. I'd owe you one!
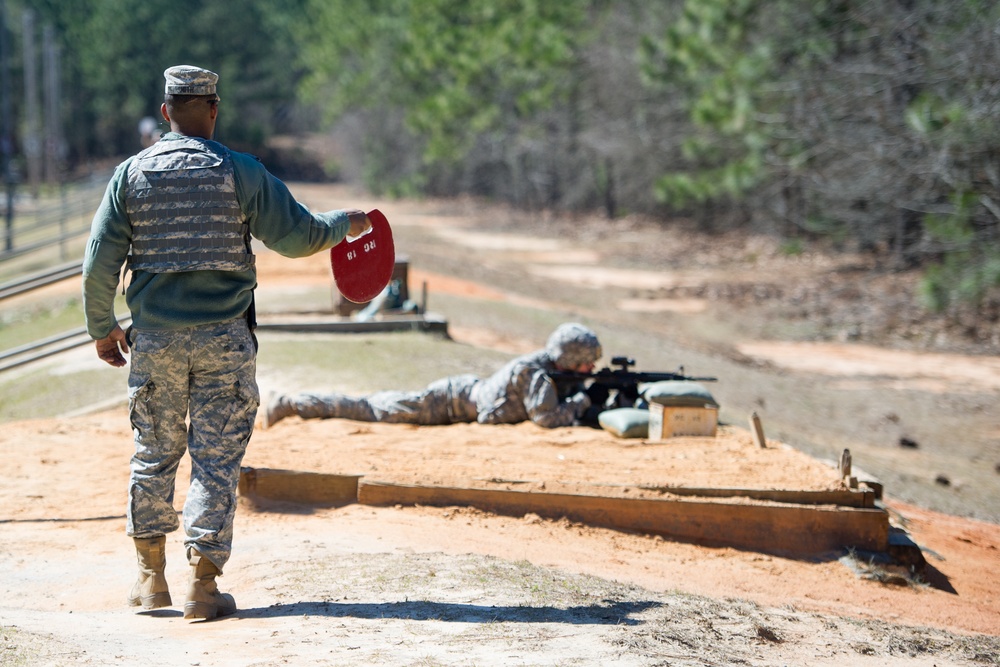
[331,208,396,303]
[345,209,372,237]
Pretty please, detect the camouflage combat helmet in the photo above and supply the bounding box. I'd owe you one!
[545,323,602,369]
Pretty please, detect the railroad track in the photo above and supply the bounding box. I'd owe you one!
[0,325,123,374]
[0,261,113,373]
[0,261,84,301]
[0,261,445,374]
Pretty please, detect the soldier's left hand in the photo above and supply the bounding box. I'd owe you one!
[95,324,129,367]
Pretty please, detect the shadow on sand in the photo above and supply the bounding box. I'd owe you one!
[236,599,661,625]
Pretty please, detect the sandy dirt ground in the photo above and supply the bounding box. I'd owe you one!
[0,408,998,666]
[2,182,999,666]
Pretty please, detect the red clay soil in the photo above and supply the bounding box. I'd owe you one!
[2,408,998,637]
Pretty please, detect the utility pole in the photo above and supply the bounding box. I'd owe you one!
[0,0,15,252]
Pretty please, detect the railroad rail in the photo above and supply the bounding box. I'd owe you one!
[0,258,445,375]
[0,313,447,375]
[0,261,84,301]
[0,322,129,374]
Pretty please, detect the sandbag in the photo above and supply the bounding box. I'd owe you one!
[642,381,719,408]
[598,408,650,439]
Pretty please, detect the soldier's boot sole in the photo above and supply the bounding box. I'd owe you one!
[183,592,236,621]
[128,589,172,610]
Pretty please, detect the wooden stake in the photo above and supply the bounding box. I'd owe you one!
[750,412,767,448]
[840,448,852,478]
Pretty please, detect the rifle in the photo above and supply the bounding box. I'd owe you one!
[552,356,717,427]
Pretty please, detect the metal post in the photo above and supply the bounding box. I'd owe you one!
[60,180,67,261]
[0,0,15,253]
[23,10,41,197]
[42,22,68,260]
[42,24,58,185]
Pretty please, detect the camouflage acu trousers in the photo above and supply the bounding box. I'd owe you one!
[126,318,259,569]
[290,374,480,425]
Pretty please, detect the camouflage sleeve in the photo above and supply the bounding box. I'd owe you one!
[523,370,579,429]
[82,161,133,339]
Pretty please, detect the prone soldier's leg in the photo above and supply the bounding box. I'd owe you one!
[280,391,378,422]
[368,374,479,424]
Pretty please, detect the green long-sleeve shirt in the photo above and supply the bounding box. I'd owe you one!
[83,132,351,339]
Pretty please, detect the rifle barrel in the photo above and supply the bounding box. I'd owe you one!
[554,370,717,383]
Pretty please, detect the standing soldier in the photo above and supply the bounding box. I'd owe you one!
[82,65,371,621]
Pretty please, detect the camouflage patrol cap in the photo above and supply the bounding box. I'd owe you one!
[545,323,602,369]
[163,65,218,95]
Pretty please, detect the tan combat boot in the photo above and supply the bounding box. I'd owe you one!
[183,549,236,620]
[128,536,172,610]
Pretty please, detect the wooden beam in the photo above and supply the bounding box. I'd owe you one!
[358,481,889,555]
[239,467,360,506]
[628,485,876,508]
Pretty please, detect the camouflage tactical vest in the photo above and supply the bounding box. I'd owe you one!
[125,136,254,273]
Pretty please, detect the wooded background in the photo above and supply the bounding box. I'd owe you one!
[4,0,999,315]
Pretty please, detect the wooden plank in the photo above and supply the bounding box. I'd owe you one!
[239,467,360,506]
[358,481,888,555]
[630,485,875,508]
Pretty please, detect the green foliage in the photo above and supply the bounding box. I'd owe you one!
[28,0,306,155]
[653,153,763,208]
[300,0,592,176]
[297,0,408,115]
[640,0,778,207]
[908,78,1000,310]
[907,6,1000,308]
[638,0,1000,312]
[403,0,586,163]
[9,0,1000,315]
[779,238,804,257]
[920,192,1000,311]
[905,93,965,136]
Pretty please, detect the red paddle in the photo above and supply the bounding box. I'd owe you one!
[330,209,396,303]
